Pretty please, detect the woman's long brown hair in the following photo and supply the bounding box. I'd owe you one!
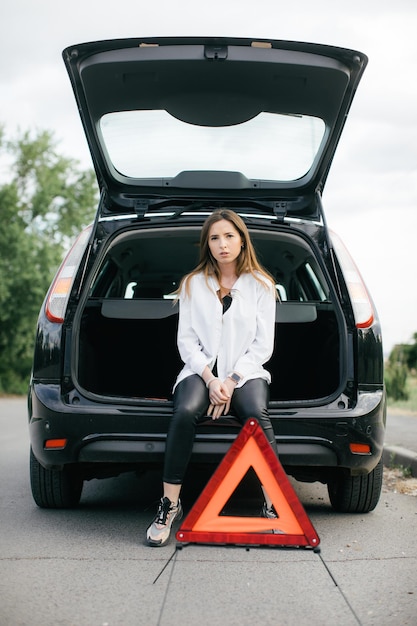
[179,209,277,298]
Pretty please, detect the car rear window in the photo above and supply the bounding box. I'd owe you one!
[100,110,325,183]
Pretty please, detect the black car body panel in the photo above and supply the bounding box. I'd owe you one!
[29,38,385,513]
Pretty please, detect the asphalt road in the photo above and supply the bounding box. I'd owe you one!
[384,409,417,476]
[1,397,416,626]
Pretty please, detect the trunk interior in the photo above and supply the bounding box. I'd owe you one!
[75,226,343,402]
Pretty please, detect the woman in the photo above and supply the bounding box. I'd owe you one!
[146,209,279,547]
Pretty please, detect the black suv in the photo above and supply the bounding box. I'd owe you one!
[29,37,385,513]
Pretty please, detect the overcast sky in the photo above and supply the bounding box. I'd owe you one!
[1,0,416,355]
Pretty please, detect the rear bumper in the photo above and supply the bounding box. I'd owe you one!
[29,383,385,477]
[76,435,338,467]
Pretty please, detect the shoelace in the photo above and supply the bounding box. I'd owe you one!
[267,505,278,518]
[155,498,174,525]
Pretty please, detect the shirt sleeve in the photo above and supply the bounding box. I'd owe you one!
[176,280,211,376]
[233,281,276,378]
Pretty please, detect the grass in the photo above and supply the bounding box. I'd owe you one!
[387,374,417,414]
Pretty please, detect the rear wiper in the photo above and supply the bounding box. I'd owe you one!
[133,198,206,220]
[167,199,288,220]
[167,201,205,219]
[133,198,296,221]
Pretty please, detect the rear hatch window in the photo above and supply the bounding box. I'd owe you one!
[100,110,326,182]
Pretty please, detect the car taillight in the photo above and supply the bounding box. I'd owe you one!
[45,225,92,323]
[44,438,68,450]
[330,230,375,329]
[350,443,371,454]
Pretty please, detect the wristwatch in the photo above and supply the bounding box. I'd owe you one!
[228,372,242,384]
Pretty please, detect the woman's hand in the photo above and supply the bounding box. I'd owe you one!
[207,377,237,419]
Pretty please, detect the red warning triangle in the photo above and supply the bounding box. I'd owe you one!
[176,418,320,547]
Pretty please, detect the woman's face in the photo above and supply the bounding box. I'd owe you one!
[208,219,243,270]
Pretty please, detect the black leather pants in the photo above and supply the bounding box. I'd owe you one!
[163,374,278,484]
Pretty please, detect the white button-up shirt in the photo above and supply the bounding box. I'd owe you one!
[174,271,276,391]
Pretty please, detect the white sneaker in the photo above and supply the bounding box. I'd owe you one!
[146,497,183,547]
[261,502,279,519]
[261,502,285,534]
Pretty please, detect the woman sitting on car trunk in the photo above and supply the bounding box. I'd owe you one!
[146,209,279,547]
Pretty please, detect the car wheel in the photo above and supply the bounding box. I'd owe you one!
[30,447,83,508]
[327,458,383,513]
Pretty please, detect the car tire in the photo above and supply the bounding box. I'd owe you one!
[327,457,383,513]
[30,447,83,508]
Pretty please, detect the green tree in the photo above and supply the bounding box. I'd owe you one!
[403,333,417,372]
[0,127,97,394]
[385,338,417,402]
[389,336,417,374]
[385,359,409,401]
